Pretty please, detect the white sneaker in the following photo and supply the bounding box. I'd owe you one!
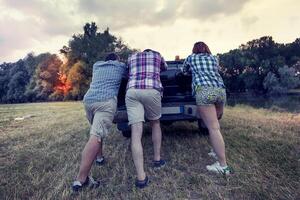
[72,176,100,192]
[95,156,105,165]
[206,161,231,175]
[208,149,218,160]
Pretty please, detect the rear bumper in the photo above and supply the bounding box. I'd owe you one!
[113,103,199,124]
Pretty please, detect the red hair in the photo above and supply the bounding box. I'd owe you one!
[192,42,211,54]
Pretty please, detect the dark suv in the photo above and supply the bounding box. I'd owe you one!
[113,60,207,137]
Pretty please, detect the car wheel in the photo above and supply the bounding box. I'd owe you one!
[122,130,131,138]
[197,119,209,136]
[161,121,173,126]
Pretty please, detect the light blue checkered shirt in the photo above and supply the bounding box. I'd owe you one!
[183,53,225,95]
[83,60,127,104]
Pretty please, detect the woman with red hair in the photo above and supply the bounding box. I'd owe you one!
[183,41,231,175]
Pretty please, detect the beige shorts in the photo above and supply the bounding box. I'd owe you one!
[84,97,117,140]
[125,88,161,125]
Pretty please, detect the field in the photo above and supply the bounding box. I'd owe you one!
[0,102,299,200]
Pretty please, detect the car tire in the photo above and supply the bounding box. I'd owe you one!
[197,119,209,136]
[122,130,131,138]
[161,121,173,126]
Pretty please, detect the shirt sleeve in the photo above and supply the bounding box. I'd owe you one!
[127,56,131,69]
[183,56,191,73]
[121,62,128,78]
[213,55,220,70]
[160,56,168,71]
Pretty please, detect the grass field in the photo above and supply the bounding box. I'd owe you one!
[0,102,299,200]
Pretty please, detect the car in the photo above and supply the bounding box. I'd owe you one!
[113,60,209,137]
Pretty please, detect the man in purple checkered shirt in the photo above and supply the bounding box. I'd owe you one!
[126,49,167,188]
[127,49,167,91]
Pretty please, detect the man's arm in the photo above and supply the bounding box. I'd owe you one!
[122,57,131,78]
[182,56,191,74]
[160,56,168,71]
[122,61,129,78]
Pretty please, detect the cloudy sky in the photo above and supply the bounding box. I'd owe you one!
[0,0,299,63]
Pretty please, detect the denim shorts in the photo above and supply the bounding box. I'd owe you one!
[195,86,226,106]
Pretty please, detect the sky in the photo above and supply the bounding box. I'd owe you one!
[0,0,300,63]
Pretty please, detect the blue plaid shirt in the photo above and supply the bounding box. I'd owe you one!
[183,53,225,95]
[83,60,127,104]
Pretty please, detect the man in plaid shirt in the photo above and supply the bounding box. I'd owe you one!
[127,49,167,91]
[126,49,167,188]
[72,53,127,191]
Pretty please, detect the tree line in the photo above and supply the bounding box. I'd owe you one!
[218,36,300,94]
[0,22,136,103]
[0,23,300,103]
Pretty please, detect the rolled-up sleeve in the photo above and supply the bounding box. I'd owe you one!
[183,56,191,73]
[160,56,168,71]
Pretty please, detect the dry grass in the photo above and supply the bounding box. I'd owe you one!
[0,102,299,200]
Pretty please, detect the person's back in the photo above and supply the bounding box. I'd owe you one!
[83,60,126,104]
[127,50,167,92]
[184,53,225,95]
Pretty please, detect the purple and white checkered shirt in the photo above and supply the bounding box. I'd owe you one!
[127,50,167,93]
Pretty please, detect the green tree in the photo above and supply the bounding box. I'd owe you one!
[278,66,299,89]
[0,63,12,102]
[60,22,137,100]
[263,72,282,95]
[219,36,300,93]
[263,66,300,95]
[7,60,29,103]
[281,38,300,65]
[291,60,300,78]
[24,53,54,101]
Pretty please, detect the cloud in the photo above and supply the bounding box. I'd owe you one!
[0,0,271,63]
[77,0,181,29]
[241,15,259,30]
[1,0,79,36]
[77,0,250,29]
[1,0,251,36]
[0,16,41,59]
[180,0,251,19]
[0,0,81,62]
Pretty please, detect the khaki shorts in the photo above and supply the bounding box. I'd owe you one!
[84,97,117,140]
[125,88,161,125]
[195,86,226,106]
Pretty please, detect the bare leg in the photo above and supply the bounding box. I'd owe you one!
[208,103,224,147]
[150,120,162,161]
[215,103,224,120]
[131,122,146,181]
[76,135,101,183]
[197,105,227,166]
[96,139,103,158]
